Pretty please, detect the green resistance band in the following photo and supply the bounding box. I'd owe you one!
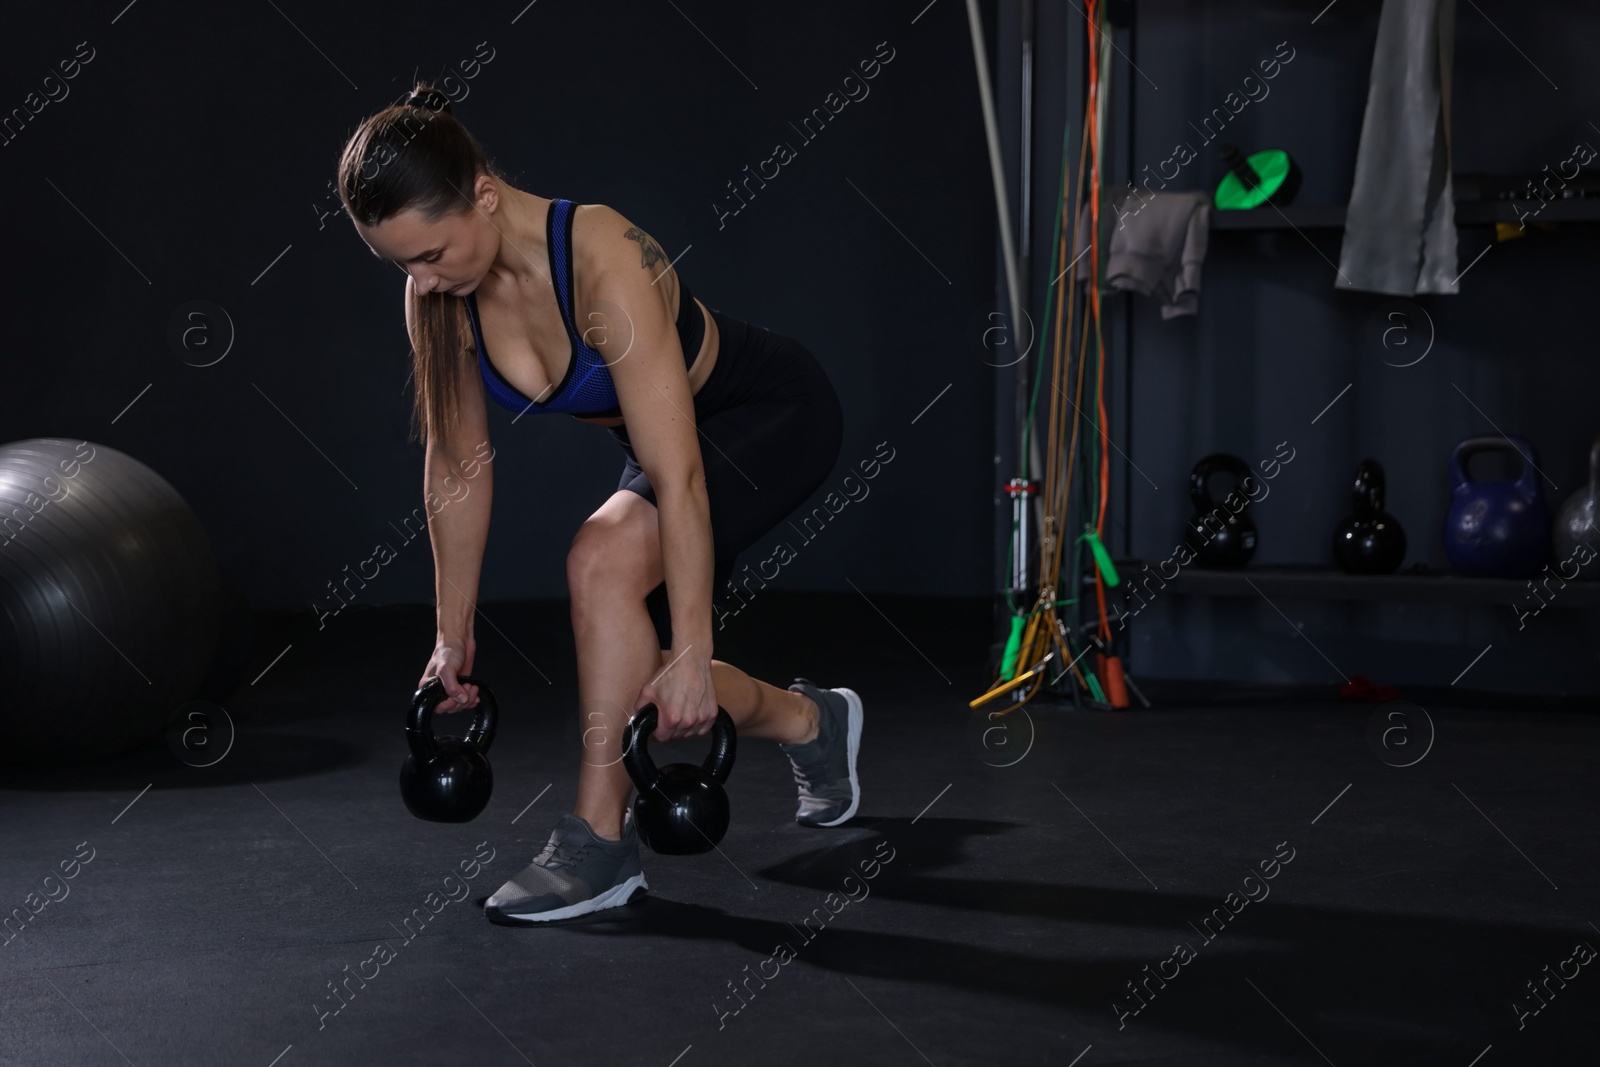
[1079,528,1121,588]
[999,614,1026,679]
[1214,146,1294,211]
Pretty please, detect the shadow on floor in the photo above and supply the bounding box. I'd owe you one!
[472,815,1592,1061]
[0,730,366,791]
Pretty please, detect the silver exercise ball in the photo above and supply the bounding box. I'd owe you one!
[0,438,224,765]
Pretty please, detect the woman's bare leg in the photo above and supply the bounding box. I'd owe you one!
[568,491,818,840]
[567,494,664,842]
[696,657,819,746]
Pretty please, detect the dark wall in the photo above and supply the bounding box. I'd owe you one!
[1,3,997,616]
[1114,0,1600,693]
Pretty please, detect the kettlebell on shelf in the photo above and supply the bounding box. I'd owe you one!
[400,676,498,823]
[1552,434,1600,580]
[1185,454,1258,569]
[1442,434,1551,579]
[1331,459,1407,574]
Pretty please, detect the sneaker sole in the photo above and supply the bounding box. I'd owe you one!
[808,687,863,827]
[485,872,649,925]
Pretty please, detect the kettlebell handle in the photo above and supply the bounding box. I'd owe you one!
[1189,453,1256,513]
[408,675,498,761]
[1588,434,1600,499]
[1449,434,1540,498]
[622,705,738,794]
[1352,458,1387,515]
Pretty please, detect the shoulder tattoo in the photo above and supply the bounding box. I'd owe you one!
[622,226,669,272]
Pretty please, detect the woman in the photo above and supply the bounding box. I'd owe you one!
[338,86,864,923]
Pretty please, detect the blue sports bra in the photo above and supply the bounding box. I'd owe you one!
[463,198,705,419]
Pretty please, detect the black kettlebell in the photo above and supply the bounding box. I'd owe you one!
[1185,454,1259,569]
[1332,459,1407,574]
[400,675,497,823]
[621,705,737,855]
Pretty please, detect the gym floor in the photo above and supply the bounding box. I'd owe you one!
[2,593,1595,1066]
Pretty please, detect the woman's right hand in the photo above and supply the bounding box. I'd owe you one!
[420,638,479,714]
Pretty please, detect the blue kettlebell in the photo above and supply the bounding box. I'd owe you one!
[1442,435,1550,578]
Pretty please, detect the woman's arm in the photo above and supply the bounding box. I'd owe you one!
[652,471,715,657]
[426,437,494,646]
[416,437,494,714]
[407,278,496,711]
[580,205,716,735]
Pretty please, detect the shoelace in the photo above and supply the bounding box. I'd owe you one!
[786,693,831,790]
[786,747,830,792]
[532,838,591,871]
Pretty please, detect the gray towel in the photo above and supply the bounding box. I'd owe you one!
[1090,190,1211,319]
[1336,0,1459,295]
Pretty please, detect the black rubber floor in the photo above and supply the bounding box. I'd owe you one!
[3,593,1596,1066]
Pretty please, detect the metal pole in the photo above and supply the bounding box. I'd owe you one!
[964,0,1023,391]
[968,0,1046,598]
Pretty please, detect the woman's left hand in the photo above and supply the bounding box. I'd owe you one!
[639,651,717,742]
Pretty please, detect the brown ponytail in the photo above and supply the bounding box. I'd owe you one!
[338,83,506,448]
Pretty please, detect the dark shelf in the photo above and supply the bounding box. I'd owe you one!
[1209,199,1600,231]
[1211,204,1347,230]
[1110,561,1600,606]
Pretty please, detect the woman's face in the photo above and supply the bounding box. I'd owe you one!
[357,198,490,297]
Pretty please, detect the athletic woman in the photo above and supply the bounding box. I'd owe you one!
[338,86,863,923]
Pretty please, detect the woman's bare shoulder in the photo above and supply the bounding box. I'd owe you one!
[572,203,674,281]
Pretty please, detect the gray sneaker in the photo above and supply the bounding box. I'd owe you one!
[485,813,647,924]
[779,679,863,827]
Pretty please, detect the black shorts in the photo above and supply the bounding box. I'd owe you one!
[606,307,844,649]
